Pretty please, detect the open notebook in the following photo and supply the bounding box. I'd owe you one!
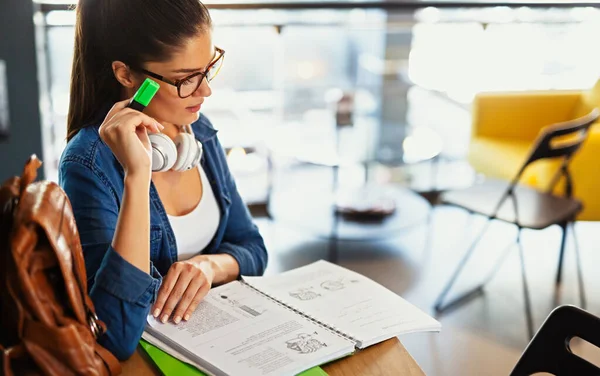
[145,260,440,376]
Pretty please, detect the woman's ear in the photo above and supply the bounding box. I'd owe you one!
[111,61,136,88]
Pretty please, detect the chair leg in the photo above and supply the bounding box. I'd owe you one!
[328,236,338,263]
[481,237,518,286]
[571,222,587,309]
[329,213,340,263]
[329,164,340,263]
[517,228,535,339]
[556,221,568,287]
[434,218,492,314]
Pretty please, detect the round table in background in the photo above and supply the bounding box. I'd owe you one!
[268,181,431,261]
[265,118,440,261]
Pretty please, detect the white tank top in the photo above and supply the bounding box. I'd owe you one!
[167,166,221,261]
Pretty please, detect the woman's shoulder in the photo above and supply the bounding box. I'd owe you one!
[61,125,115,167]
[59,123,121,187]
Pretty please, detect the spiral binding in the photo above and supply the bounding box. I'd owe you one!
[239,280,362,347]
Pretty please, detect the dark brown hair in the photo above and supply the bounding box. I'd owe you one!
[67,0,212,141]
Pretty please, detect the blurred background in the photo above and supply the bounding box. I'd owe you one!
[3,0,600,374]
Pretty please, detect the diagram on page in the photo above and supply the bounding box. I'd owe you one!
[289,287,321,301]
[285,332,328,354]
[320,278,360,291]
[288,278,361,300]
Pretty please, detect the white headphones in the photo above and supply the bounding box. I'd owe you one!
[148,124,203,172]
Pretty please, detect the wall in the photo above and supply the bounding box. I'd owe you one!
[0,0,44,180]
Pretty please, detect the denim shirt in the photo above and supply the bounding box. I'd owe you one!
[58,112,268,360]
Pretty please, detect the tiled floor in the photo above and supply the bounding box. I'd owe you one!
[255,205,600,375]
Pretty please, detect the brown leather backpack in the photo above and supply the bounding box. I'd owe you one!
[0,156,121,375]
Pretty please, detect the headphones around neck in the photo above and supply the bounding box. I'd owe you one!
[126,79,202,172]
[149,124,203,172]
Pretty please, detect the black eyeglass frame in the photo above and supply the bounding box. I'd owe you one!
[135,46,225,98]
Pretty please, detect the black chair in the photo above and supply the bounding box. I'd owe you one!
[434,109,600,338]
[511,305,600,376]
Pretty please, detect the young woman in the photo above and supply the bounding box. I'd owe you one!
[59,0,267,360]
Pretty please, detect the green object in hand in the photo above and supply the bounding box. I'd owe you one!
[128,78,160,112]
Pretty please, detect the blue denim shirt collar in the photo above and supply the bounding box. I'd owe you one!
[191,117,218,143]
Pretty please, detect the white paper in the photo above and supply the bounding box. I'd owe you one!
[244,260,441,348]
[145,280,354,376]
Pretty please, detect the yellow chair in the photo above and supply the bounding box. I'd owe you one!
[469,79,600,220]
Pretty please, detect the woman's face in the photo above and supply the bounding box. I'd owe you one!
[140,30,215,126]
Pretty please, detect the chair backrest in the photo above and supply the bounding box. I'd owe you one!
[511,305,600,376]
[572,79,600,118]
[510,109,599,194]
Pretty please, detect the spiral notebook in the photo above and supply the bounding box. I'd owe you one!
[144,260,440,376]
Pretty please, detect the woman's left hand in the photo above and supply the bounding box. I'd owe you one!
[152,257,214,324]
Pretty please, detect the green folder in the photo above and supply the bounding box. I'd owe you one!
[139,340,329,376]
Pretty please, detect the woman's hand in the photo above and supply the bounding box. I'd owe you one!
[152,257,214,324]
[99,99,163,179]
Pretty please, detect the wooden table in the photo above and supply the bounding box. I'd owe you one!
[122,338,424,376]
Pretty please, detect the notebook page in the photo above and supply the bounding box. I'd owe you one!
[145,280,354,376]
[244,261,440,348]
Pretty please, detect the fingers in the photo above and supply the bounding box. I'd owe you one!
[182,282,210,322]
[152,262,213,324]
[101,99,164,136]
[100,111,163,145]
[152,267,182,320]
[159,270,194,324]
[137,126,151,149]
[172,274,208,323]
[118,111,164,133]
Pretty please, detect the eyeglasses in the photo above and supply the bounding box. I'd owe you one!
[137,46,225,98]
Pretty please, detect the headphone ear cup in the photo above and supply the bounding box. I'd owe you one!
[192,140,203,167]
[172,133,198,172]
[149,133,177,172]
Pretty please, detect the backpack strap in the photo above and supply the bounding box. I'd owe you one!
[95,343,122,375]
[1,344,25,376]
[18,155,41,198]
